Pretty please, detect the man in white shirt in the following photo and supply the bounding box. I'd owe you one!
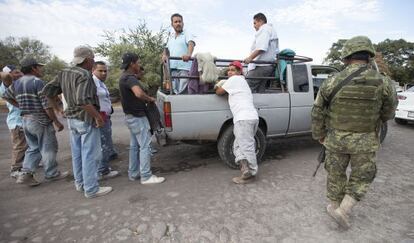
[162,13,196,94]
[92,61,119,179]
[215,61,259,184]
[244,13,279,93]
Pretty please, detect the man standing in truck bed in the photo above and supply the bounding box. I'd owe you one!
[244,12,279,93]
[162,13,196,94]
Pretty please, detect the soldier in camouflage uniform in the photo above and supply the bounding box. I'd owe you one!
[311,36,398,229]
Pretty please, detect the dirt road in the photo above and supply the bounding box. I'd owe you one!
[0,108,413,242]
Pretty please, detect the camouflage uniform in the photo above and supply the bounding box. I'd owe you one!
[312,40,398,202]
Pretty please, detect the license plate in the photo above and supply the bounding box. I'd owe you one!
[408,111,414,118]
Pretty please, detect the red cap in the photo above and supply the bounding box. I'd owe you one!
[229,61,243,73]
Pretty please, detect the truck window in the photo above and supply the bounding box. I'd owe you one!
[311,65,340,99]
[292,64,309,92]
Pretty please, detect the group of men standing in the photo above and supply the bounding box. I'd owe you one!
[0,44,166,198]
[0,11,399,230]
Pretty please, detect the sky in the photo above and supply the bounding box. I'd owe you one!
[0,0,413,64]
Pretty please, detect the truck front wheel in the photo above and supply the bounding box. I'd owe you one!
[217,125,266,169]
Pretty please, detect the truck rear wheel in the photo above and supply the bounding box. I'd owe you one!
[217,125,266,169]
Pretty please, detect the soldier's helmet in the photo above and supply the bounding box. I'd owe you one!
[341,36,376,59]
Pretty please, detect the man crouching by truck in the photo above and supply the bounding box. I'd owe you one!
[215,61,259,184]
[118,52,165,184]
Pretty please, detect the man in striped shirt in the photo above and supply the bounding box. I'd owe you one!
[42,46,112,198]
[2,57,68,186]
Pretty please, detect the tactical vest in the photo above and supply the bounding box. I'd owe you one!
[328,70,384,132]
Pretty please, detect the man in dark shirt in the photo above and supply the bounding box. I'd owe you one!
[119,52,165,184]
[42,46,112,198]
[2,57,68,186]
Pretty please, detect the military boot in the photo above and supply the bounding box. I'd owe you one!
[328,194,357,229]
[326,200,339,217]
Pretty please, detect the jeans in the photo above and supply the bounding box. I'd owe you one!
[233,120,259,175]
[68,118,101,196]
[98,118,114,175]
[125,115,152,180]
[21,117,59,178]
[171,70,189,94]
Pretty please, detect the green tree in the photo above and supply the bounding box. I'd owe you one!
[0,37,51,66]
[42,56,68,82]
[323,39,347,70]
[324,38,414,84]
[376,39,414,85]
[0,36,67,81]
[95,21,168,94]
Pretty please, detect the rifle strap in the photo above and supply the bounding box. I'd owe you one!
[327,66,368,104]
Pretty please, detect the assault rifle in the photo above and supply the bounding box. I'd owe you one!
[313,146,326,177]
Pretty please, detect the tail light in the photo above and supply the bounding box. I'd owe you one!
[397,95,406,100]
[163,102,172,131]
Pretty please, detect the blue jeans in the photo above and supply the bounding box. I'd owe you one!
[125,115,152,180]
[98,118,114,175]
[21,117,59,178]
[68,118,101,196]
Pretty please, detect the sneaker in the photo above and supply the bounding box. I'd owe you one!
[85,186,113,199]
[16,173,40,187]
[141,175,165,184]
[98,170,120,180]
[44,171,70,182]
[75,184,84,192]
[10,170,21,179]
[129,175,141,181]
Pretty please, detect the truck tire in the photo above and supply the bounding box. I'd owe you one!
[395,118,408,125]
[217,125,266,169]
[379,122,387,144]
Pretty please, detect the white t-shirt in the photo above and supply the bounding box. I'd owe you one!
[221,75,258,123]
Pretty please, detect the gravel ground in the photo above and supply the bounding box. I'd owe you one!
[0,108,413,243]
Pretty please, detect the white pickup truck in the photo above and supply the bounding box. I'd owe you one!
[156,57,388,168]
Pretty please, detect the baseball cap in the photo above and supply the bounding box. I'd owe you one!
[2,65,16,73]
[229,61,243,73]
[72,46,94,65]
[20,57,45,68]
[120,52,139,70]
